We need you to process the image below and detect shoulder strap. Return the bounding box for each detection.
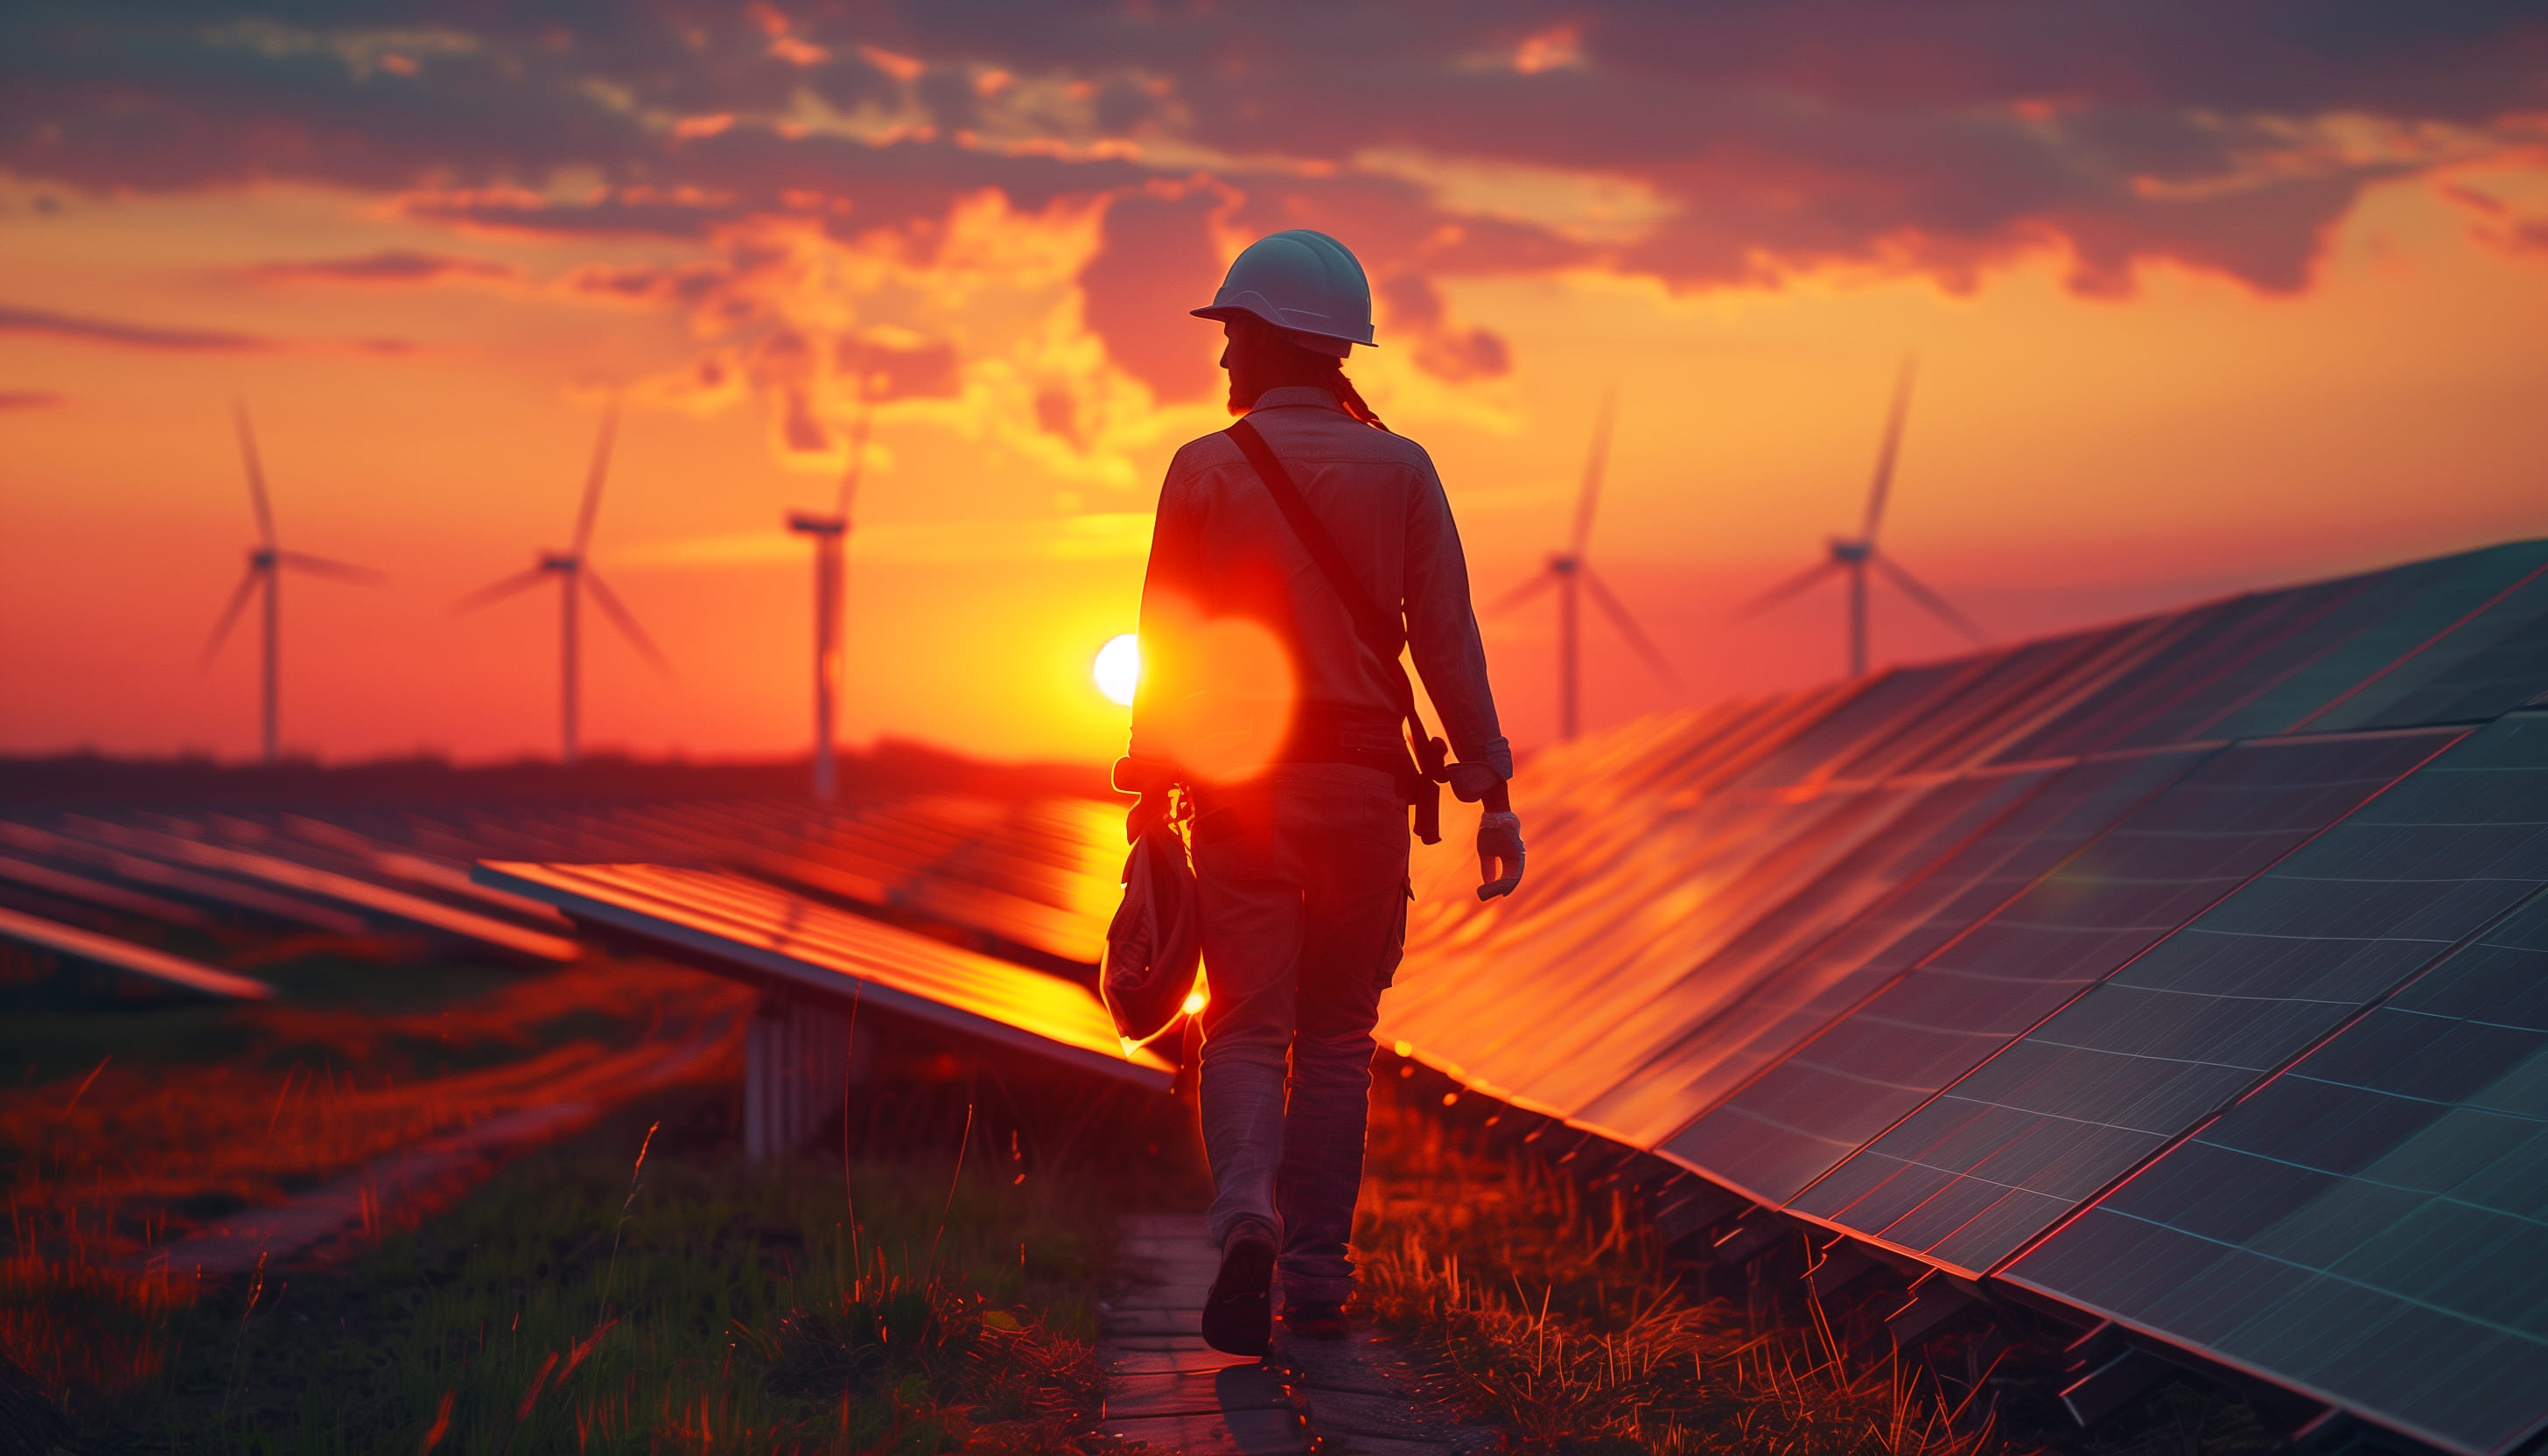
[1226,418,1405,664]
[1226,416,1448,843]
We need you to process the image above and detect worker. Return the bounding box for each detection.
[1116,228,1524,1357]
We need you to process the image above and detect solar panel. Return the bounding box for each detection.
[2003,886,2548,1456]
[476,861,1173,1089]
[1831,626,2147,782]
[0,904,273,1000]
[1659,748,2208,1202]
[1809,715,2544,1275]
[1991,584,2358,764]
[1726,667,1959,791]
[1473,782,1940,1124]
[1386,693,1869,1076]
[0,819,370,934]
[1761,730,2455,1236]
[2201,542,2548,742]
[2301,559,2548,733]
[64,816,580,962]
[1386,784,1878,1110]
[1568,768,2051,1148]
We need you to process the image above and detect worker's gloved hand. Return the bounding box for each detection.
[1445,762,1505,804]
[1476,810,1524,901]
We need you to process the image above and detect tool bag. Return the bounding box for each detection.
[1101,786,1203,1048]
[1225,417,1452,844]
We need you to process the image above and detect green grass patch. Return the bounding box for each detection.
[60,1077,1162,1455]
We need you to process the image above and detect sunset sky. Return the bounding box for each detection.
[5,3,2546,767]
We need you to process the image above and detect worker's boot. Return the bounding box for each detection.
[1280,1301,1348,1340]
[1200,1218,1278,1356]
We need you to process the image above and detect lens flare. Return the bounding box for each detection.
[1094,633,1141,706]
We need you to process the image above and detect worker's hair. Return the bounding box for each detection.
[1231,317,1391,432]
[1312,352,1391,433]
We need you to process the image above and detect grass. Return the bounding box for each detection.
[54,1082,1152,1455]
[1353,1073,2300,1456]
[1354,1086,2006,1455]
[3,932,1205,1454]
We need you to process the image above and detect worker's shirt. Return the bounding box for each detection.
[1130,386,1513,783]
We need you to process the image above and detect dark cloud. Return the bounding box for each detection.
[0,388,66,410]
[1380,275,1513,383]
[5,0,2543,312]
[0,304,274,351]
[243,248,520,284]
[0,303,412,354]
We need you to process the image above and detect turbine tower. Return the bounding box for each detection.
[787,393,872,802]
[1488,393,1676,740]
[1738,357,1987,677]
[455,402,668,763]
[200,402,384,764]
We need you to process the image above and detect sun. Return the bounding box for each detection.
[1093,634,1141,706]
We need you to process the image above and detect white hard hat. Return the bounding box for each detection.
[1192,229,1375,356]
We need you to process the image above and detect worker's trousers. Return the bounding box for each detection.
[1192,764,1410,1308]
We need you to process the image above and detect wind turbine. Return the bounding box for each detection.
[1488,393,1676,740]
[1737,357,1986,677]
[786,388,872,802]
[200,402,384,764]
[454,402,668,764]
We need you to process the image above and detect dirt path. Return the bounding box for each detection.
[1096,1213,1501,1455]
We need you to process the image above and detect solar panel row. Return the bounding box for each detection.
[1378,538,2548,1454]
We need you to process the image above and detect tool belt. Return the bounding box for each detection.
[1279,701,1447,841]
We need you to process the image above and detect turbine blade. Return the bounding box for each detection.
[836,398,873,522]
[1568,388,1618,557]
[570,399,621,556]
[1733,559,1844,618]
[582,568,672,676]
[452,567,550,614]
[1872,551,1989,643]
[1486,570,1561,617]
[200,567,264,667]
[276,550,386,584]
[1859,354,1917,545]
[233,401,276,548]
[1582,568,1678,684]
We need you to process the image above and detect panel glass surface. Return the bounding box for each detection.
[2005,888,2548,1456]
[480,860,1173,1085]
[2306,557,2548,733]
[1843,626,2144,781]
[1387,785,1888,1110]
[1573,768,2050,1148]
[1782,731,2456,1238]
[1824,718,2540,1273]
[1660,748,2209,1202]
[1993,584,2354,764]
[2198,542,2548,742]
[1725,666,1967,791]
